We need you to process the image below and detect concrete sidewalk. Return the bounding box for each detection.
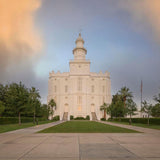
[0,121,160,160]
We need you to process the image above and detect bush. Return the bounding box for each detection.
[70,115,74,120]
[100,118,106,121]
[74,117,85,120]
[52,115,60,121]
[86,115,90,120]
[108,118,160,125]
[0,117,47,125]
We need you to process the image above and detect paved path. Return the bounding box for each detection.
[0,121,160,160]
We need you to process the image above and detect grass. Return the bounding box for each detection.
[0,120,56,133]
[108,121,160,130]
[38,121,139,133]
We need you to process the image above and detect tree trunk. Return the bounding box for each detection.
[104,110,106,119]
[33,111,35,124]
[129,114,132,125]
[147,115,149,125]
[124,97,126,108]
[19,112,21,125]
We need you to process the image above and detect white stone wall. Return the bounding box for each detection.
[47,34,112,120]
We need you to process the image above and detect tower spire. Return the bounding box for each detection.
[73,33,87,60]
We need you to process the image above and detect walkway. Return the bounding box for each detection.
[0,120,160,160]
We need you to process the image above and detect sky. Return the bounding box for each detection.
[0,0,160,107]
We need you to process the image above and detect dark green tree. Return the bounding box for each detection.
[48,99,56,119]
[100,103,108,119]
[151,104,160,117]
[28,87,41,124]
[141,100,153,125]
[126,99,137,124]
[118,87,133,109]
[6,82,29,125]
[0,101,5,116]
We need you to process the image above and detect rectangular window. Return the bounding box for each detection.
[78,78,82,91]
[91,85,94,93]
[54,86,57,93]
[77,96,82,105]
[103,86,105,93]
[65,85,68,93]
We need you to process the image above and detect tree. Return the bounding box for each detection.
[48,99,56,119]
[40,104,50,119]
[28,87,41,124]
[154,93,160,104]
[151,104,160,117]
[6,82,29,125]
[118,87,133,109]
[126,99,137,124]
[107,94,127,118]
[141,100,153,125]
[100,103,108,119]
[0,101,5,116]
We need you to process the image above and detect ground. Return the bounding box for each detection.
[0,121,160,160]
[39,121,139,133]
[0,120,57,133]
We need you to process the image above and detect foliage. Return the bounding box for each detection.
[0,82,50,124]
[0,117,47,125]
[108,117,160,125]
[126,99,137,124]
[118,87,133,108]
[154,93,160,104]
[152,93,160,117]
[0,101,5,116]
[100,103,108,119]
[107,87,134,119]
[48,99,56,118]
[151,104,160,117]
[100,118,106,121]
[86,115,90,120]
[28,87,41,124]
[70,115,74,120]
[141,100,153,125]
[74,117,86,120]
[52,115,60,121]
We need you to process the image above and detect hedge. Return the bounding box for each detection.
[108,118,160,125]
[52,115,60,121]
[0,117,48,125]
[74,117,86,120]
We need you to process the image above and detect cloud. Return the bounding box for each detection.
[0,0,42,81]
[121,0,160,44]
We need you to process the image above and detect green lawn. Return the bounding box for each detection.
[38,121,139,133]
[108,121,160,130]
[0,120,56,133]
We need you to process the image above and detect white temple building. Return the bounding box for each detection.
[48,33,111,120]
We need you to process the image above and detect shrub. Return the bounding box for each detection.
[101,118,106,121]
[74,117,85,120]
[52,115,60,121]
[0,117,47,125]
[70,115,74,120]
[86,115,90,120]
[108,118,160,125]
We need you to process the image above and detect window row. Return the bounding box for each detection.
[53,85,106,93]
